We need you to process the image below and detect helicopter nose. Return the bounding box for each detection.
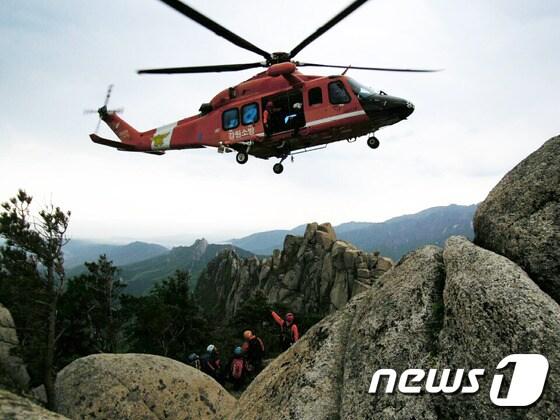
[359,94,414,125]
[385,96,414,118]
[402,100,414,118]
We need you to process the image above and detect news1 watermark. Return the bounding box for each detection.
[368,354,549,407]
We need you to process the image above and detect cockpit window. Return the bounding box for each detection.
[328,81,351,104]
[347,77,379,98]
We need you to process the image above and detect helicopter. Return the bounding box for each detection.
[89,0,438,174]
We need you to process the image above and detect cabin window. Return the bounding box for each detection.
[241,103,259,125]
[328,80,351,104]
[308,87,323,105]
[222,108,239,130]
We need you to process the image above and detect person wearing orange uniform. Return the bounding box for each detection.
[271,311,300,350]
[263,101,274,137]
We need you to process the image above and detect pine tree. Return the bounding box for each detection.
[0,190,70,410]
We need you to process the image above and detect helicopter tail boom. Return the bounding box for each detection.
[101,111,144,145]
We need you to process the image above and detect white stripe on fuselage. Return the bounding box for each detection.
[304,110,366,128]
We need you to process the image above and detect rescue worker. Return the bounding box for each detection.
[227,346,247,390]
[271,310,300,350]
[263,101,274,137]
[201,344,223,383]
[292,102,304,135]
[243,330,265,374]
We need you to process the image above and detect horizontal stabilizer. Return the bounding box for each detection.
[90,134,165,156]
[90,134,137,151]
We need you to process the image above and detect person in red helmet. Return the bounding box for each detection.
[271,310,300,350]
[243,330,265,374]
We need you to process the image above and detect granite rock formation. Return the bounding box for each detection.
[474,134,560,303]
[196,222,393,318]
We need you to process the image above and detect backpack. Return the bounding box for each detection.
[231,357,244,380]
[187,353,201,370]
[190,358,201,370]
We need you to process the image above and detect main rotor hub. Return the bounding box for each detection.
[266,62,297,77]
[268,52,291,65]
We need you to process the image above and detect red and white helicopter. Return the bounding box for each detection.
[88,0,438,174]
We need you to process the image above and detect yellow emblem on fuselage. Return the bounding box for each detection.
[152,131,169,147]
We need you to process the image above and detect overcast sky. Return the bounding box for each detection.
[1,0,558,245]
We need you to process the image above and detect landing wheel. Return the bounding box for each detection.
[236,151,248,164]
[367,136,380,149]
[273,163,284,174]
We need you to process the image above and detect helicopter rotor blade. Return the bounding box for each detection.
[94,118,102,135]
[289,0,369,59]
[296,62,442,73]
[103,84,114,107]
[138,62,266,74]
[157,0,271,61]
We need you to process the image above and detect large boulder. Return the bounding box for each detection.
[474,135,560,303]
[0,389,69,419]
[437,236,560,418]
[339,246,444,419]
[235,237,560,419]
[55,353,236,420]
[0,303,30,392]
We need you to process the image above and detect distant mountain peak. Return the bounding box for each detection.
[192,238,209,252]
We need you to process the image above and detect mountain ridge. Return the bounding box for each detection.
[118,239,254,295]
[63,240,168,269]
[229,203,477,260]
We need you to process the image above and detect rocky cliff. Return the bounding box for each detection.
[195,222,394,318]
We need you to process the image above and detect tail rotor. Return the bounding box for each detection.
[84,84,124,134]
